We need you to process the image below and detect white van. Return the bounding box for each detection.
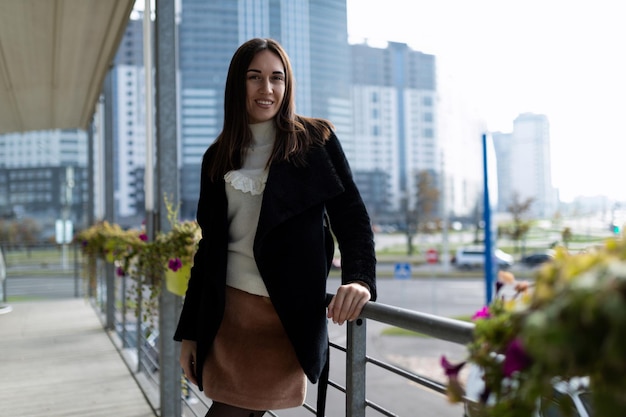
[454,246,513,270]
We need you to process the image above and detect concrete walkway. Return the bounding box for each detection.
[0,299,156,417]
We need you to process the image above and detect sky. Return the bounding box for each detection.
[346,0,626,203]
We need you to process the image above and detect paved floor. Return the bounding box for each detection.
[0,299,156,417]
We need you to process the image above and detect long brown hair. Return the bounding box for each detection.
[208,38,333,181]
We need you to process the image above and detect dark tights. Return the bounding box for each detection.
[205,401,266,417]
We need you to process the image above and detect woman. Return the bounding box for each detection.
[174,38,377,417]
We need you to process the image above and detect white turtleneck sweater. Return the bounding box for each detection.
[223,120,275,297]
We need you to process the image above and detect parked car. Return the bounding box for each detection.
[455,247,514,270]
[521,250,555,267]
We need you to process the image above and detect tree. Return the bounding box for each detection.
[561,226,572,248]
[404,170,440,255]
[504,192,534,256]
[415,170,440,232]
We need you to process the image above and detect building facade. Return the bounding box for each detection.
[492,113,558,218]
[113,16,148,220]
[176,0,351,219]
[0,129,89,235]
[349,41,439,226]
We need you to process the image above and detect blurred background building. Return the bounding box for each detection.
[492,113,559,218]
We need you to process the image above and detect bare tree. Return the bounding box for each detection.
[415,170,440,231]
[404,170,440,255]
[504,192,534,256]
[561,227,572,248]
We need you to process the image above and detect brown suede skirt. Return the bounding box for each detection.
[202,286,306,411]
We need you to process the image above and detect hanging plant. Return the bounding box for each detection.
[75,195,200,323]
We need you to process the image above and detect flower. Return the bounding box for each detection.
[139,233,148,241]
[443,242,626,416]
[441,355,466,377]
[168,257,183,272]
[501,338,531,377]
[498,270,516,284]
[472,306,490,320]
[441,355,466,402]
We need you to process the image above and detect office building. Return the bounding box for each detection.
[492,113,558,218]
[177,0,351,219]
[0,129,89,233]
[112,16,148,221]
[491,131,513,213]
[349,41,438,225]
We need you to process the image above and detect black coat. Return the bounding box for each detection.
[173,130,377,393]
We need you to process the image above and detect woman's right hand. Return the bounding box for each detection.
[180,339,198,386]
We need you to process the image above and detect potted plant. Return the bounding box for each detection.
[442,238,626,417]
[75,195,200,321]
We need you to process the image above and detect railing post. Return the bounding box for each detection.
[105,262,116,331]
[103,68,116,331]
[155,0,182,415]
[346,318,367,417]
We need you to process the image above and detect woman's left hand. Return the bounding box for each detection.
[327,282,371,325]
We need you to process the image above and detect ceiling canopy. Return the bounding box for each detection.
[0,0,135,135]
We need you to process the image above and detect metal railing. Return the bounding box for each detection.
[321,301,474,417]
[95,263,476,417]
[3,244,475,417]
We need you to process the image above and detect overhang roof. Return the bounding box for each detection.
[0,0,135,135]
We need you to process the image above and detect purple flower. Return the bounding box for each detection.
[168,258,182,272]
[441,355,466,377]
[139,233,148,242]
[441,356,466,402]
[116,266,125,277]
[495,281,504,295]
[502,338,532,377]
[472,306,491,320]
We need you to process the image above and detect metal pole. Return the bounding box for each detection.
[87,119,96,227]
[141,0,156,376]
[346,319,367,417]
[155,0,182,415]
[86,118,97,298]
[104,69,116,331]
[144,0,155,218]
[74,242,79,298]
[482,133,495,304]
[440,151,450,272]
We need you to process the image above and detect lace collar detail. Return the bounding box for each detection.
[224,169,268,195]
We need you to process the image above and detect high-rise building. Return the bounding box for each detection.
[492,113,558,218]
[114,2,483,228]
[177,0,351,219]
[113,16,148,220]
[491,131,513,213]
[107,1,352,221]
[349,41,438,225]
[0,129,89,231]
